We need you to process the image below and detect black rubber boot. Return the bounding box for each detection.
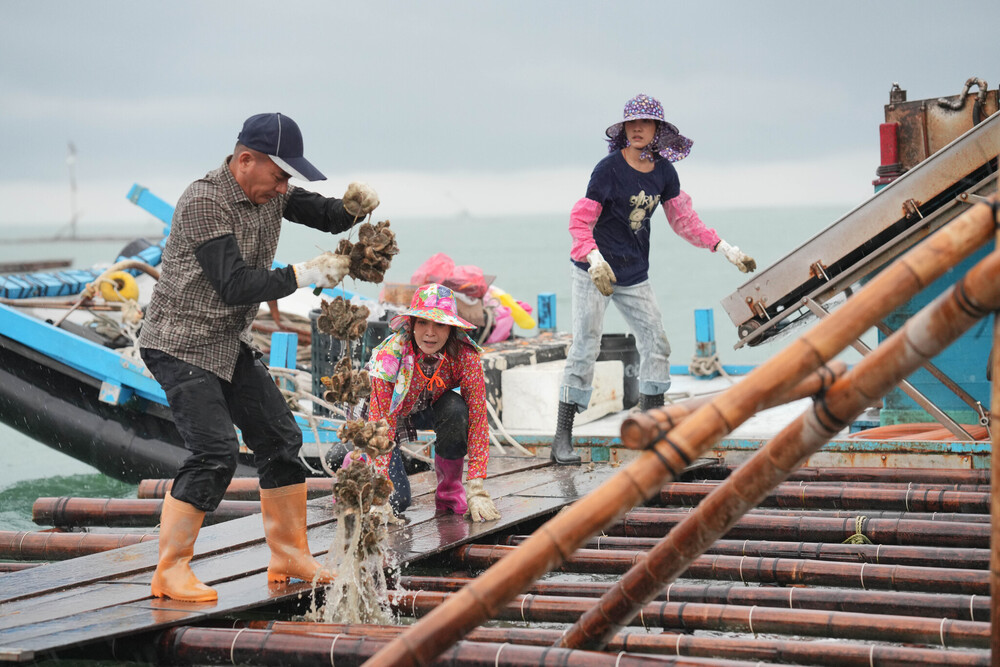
[638,393,664,411]
[551,401,582,465]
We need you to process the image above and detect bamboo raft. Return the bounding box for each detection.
[2,197,1000,665]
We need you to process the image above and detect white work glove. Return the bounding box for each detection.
[342,182,380,218]
[586,249,617,296]
[292,252,350,289]
[716,240,756,273]
[464,479,501,522]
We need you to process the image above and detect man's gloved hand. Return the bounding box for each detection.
[342,182,380,218]
[586,249,617,296]
[716,240,757,273]
[292,252,351,289]
[464,478,501,522]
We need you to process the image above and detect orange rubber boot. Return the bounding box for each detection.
[260,483,336,584]
[150,493,218,602]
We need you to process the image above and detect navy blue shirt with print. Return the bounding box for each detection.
[572,151,680,286]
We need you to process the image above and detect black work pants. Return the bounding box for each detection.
[388,390,469,513]
[141,346,307,512]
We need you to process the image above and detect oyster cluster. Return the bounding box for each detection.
[337,418,393,460]
[320,356,371,404]
[316,296,370,341]
[335,220,399,283]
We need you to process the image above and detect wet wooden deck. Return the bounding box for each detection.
[0,455,617,663]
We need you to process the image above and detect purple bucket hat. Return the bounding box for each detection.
[389,283,475,331]
[605,93,693,162]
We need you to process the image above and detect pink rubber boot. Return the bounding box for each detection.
[434,455,468,514]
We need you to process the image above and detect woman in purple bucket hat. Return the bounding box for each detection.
[550,93,757,465]
[362,283,501,521]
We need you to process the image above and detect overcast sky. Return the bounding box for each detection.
[2,1,998,228]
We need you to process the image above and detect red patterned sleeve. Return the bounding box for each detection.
[367,376,397,479]
[456,345,490,479]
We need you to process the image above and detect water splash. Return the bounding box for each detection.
[306,460,399,623]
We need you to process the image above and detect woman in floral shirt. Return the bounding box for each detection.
[365,283,500,522]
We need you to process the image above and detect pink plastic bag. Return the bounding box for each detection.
[411,252,455,286]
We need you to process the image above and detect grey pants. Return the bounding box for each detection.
[560,266,672,409]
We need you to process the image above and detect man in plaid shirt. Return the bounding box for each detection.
[138,112,379,602]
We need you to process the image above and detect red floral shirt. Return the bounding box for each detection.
[368,344,489,480]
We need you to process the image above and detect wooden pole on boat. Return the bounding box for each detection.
[363,197,999,667]
[620,361,846,450]
[0,530,156,560]
[559,240,1000,650]
[234,623,991,667]
[655,481,991,512]
[137,477,336,500]
[456,544,989,594]
[389,590,991,649]
[609,509,990,547]
[399,574,990,620]
[502,535,991,569]
[780,466,990,484]
[30,498,260,528]
[152,625,993,667]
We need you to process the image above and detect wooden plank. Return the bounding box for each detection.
[0,458,596,660]
[1,456,543,603]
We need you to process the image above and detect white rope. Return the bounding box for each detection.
[739,555,747,586]
[229,628,246,665]
[688,352,734,384]
[869,644,874,667]
[747,605,757,637]
[939,617,948,648]
[520,594,531,622]
[969,594,976,621]
[494,643,508,667]
[328,634,339,666]
[614,652,626,667]
[485,400,535,457]
[859,563,866,590]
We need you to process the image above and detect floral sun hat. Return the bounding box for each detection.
[605,93,693,163]
[388,283,475,331]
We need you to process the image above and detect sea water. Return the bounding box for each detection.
[0,205,851,531]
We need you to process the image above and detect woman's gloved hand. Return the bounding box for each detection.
[586,249,617,296]
[342,182,380,218]
[292,252,350,288]
[715,240,756,273]
[464,479,501,522]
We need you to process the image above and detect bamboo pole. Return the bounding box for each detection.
[399,575,990,620]
[456,544,989,594]
[610,509,990,547]
[604,504,990,523]
[364,197,998,667]
[560,236,1000,650]
[678,477,991,493]
[656,481,990,512]
[137,477,336,500]
[503,535,992,569]
[158,626,748,667]
[0,530,156,560]
[239,623,991,667]
[387,590,990,649]
[620,361,847,449]
[31,498,260,527]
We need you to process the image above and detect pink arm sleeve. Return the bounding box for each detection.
[568,197,603,262]
[662,190,721,250]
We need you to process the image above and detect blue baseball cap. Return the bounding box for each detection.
[237,112,326,181]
